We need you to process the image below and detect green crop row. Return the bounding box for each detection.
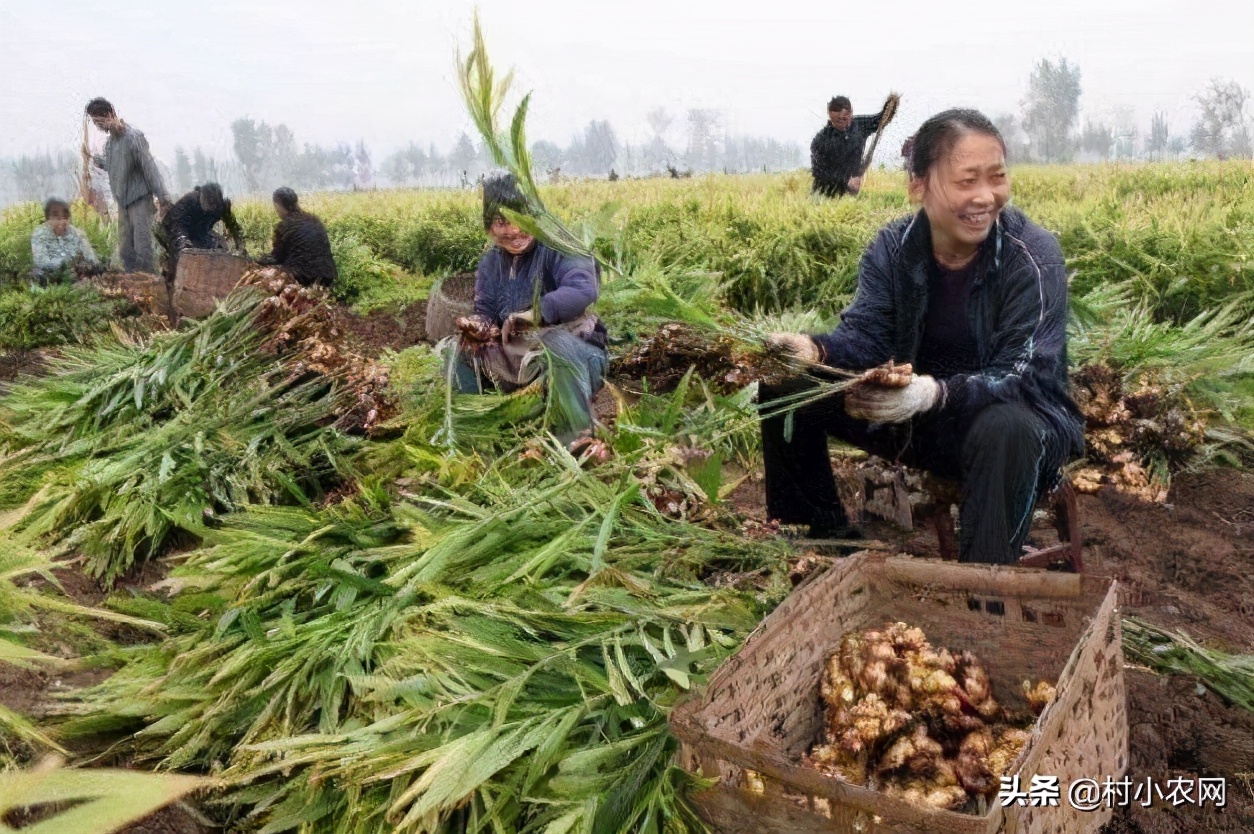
[2,161,1251,322]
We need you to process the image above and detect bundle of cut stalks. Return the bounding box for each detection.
[803,622,1053,812]
[239,267,393,431]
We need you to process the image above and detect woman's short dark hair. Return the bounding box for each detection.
[482,172,527,229]
[909,108,1005,178]
[196,182,226,212]
[828,96,852,113]
[273,187,299,212]
[43,198,71,219]
[85,98,115,118]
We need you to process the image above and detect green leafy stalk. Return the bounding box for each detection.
[455,13,594,259]
[1123,617,1254,712]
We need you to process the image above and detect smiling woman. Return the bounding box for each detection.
[907,111,1011,269]
[763,108,1086,564]
[445,172,610,452]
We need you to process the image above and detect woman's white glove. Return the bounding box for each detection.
[766,332,820,363]
[845,374,942,423]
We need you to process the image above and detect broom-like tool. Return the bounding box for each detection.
[858,91,901,179]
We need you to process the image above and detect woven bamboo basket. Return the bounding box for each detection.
[424,272,477,342]
[670,553,1127,834]
[172,249,251,319]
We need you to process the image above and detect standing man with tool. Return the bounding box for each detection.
[811,93,900,198]
[85,98,171,273]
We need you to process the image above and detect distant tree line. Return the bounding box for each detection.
[1,80,1251,208]
[997,62,1250,164]
[378,108,806,187]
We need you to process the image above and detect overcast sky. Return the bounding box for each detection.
[1,0,1251,166]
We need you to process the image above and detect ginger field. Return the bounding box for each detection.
[5,160,1254,319]
[0,161,1252,833]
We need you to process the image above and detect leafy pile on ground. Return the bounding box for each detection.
[0,284,131,354]
[0,285,360,584]
[59,413,790,832]
[0,540,159,759]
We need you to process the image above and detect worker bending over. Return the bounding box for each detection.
[157,182,245,283]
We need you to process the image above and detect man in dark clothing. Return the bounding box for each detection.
[156,183,245,283]
[257,187,338,289]
[810,95,898,198]
[85,98,171,272]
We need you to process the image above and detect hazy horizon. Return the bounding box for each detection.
[2,0,1251,169]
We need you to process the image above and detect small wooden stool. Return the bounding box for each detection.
[914,473,1084,572]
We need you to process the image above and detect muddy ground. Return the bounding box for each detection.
[328,299,428,356]
[0,348,52,387]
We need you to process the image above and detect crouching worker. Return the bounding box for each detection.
[762,109,1084,564]
[256,187,338,289]
[450,172,609,452]
[30,198,102,287]
[156,182,245,284]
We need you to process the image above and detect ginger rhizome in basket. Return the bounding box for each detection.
[803,622,1056,811]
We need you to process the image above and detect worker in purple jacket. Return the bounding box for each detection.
[452,172,608,451]
[764,109,1084,564]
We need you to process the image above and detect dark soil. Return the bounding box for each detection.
[3,799,210,834]
[726,464,1254,832]
[593,383,622,428]
[609,322,794,394]
[0,348,52,385]
[118,803,212,834]
[328,299,428,357]
[0,558,182,729]
[1097,671,1254,832]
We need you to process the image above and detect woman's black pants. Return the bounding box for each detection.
[760,379,1064,564]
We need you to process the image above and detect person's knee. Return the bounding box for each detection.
[539,328,581,354]
[965,403,1045,455]
[447,351,482,394]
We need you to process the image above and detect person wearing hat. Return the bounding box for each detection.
[450,172,609,453]
[811,94,899,198]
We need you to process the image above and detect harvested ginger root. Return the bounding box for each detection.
[804,622,1048,812]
